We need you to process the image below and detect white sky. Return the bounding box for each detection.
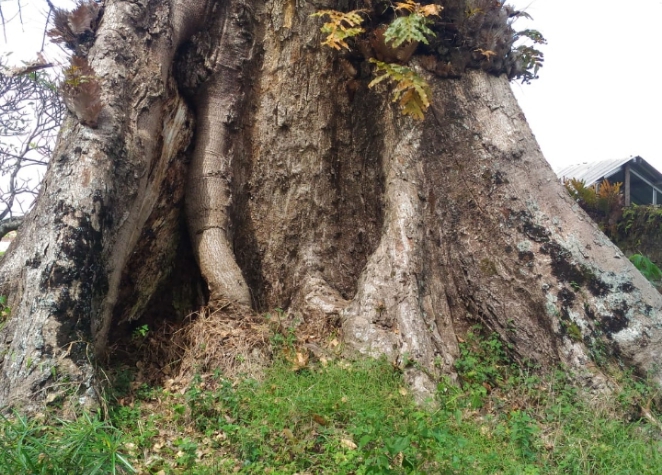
[2,0,662,174]
[509,0,662,173]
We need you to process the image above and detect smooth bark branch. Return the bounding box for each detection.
[185,0,256,307]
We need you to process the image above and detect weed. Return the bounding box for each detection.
[629,253,662,284]
[132,324,149,340]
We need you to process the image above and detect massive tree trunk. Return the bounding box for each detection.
[1,0,661,411]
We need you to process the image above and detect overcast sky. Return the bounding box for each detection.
[509,0,662,173]
[2,0,661,174]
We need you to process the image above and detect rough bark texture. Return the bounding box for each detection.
[0,0,661,410]
[0,0,202,410]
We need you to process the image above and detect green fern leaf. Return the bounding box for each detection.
[384,14,435,47]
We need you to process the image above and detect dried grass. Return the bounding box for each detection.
[106,300,343,404]
[171,302,272,380]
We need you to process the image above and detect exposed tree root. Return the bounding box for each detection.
[185,0,256,307]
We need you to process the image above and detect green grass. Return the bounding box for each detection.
[2,330,662,474]
[0,411,134,474]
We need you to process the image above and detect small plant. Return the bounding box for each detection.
[132,324,149,340]
[384,1,442,47]
[508,410,538,460]
[61,56,103,128]
[369,60,432,120]
[0,412,135,474]
[312,2,437,120]
[566,321,583,342]
[564,178,624,236]
[310,9,367,50]
[0,295,10,322]
[629,253,662,284]
[454,326,510,408]
[512,29,547,84]
[264,308,297,350]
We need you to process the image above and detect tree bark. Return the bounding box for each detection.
[0,0,661,411]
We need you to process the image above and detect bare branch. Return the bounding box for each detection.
[0,54,64,222]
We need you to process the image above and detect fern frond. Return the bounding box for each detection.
[385,2,441,48]
[369,59,432,120]
[311,9,367,50]
[395,1,442,17]
[385,14,435,47]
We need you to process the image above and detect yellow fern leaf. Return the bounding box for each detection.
[394,1,417,13]
[311,9,367,50]
[420,4,443,17]
[395,1,442,17]
[369,59,432,120]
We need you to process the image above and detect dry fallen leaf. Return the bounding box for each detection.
[293,351,309,371]
[341,438,357,450]
[312,414,329,426]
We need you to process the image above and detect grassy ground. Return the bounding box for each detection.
[1,328,661,474]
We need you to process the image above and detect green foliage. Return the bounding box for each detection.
[516,29,547,45]
[0,295,10,322]
[263,308,297,350]
[63,56,98,89]
[618,204,662,236]
[369,60,432,120]
[564,178,598,208]
[5,345,662,473]
[512,29,547,83]
[385,14,433,47]
[312,3,436,120]
[564,178,624,236]
[0,412,134,474]
[131,324,149,340]
[108,337,662,473]
[453,327,510,408]
[629,254,662,283]
[384,1,442,47]
[310,9,367,50]
[615,206,662,273]
[509,410,538,460]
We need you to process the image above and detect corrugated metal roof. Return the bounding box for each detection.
[555,157,633,185]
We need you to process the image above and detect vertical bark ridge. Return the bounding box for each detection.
[248,4,385,321]
[342,118,442,391]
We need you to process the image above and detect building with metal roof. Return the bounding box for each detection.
[556,156,662,206]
